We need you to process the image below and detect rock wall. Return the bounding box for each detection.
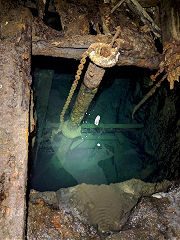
[141,80,180,180]
[27,178,173,238]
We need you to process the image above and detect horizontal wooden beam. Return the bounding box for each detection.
[32,19,162,70]
[81,123,144,129]
[46,122,143,129]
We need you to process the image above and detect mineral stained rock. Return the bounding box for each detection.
[56,179,172,233]
[27,178,173,239]
[107,185,180,239]
[27,191,100,240]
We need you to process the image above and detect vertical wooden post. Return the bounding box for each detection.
[0,3,32,239]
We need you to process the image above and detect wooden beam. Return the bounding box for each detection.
[0,4,32,240]
[45,122,143,130]
[32,19,162,69]
[81,123,144,129]
[138,0,160,7]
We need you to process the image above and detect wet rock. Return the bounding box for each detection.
[141,82,180,181]
[155,185,180,239]
[106,184,180,240]
[29,190,58,209]
[27,200,100,240]
[27,179,174,239]
[56,179,172,233]
[120,197,168,239]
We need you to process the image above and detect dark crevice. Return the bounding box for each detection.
[98,23,104,34]
[25,89,34,239]
[43,11,62,31]
[89,21,103,35]
[28,7,38,17]
[89,21,98,35]
[154,37,163,53]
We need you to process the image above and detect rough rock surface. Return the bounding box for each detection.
[27,178,173,239]
[139,81,180,181]
[107,184,180,239]
[27,191,100,239]
[56,179,172,233]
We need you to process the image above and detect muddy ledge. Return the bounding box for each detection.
[27,178,180,239]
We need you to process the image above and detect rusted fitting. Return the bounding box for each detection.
[89,42,120,68]
[61,120,81,138]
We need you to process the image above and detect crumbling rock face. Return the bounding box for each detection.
[139,81,180,181]
[56,179,172,233]
[27,178,173,239]
[27,202,101,240]
[27,180,180,239]
[115,197,170,240]
[107,185,180,239]
[27,191,100,239]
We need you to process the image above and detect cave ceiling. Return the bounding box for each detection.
[0,0,179,117]
[24,0,163,69]
[0,0,179,105]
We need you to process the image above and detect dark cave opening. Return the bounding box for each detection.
[43,11,62,31]
[28,55,180,192]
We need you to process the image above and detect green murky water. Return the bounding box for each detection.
[30,57,155,191]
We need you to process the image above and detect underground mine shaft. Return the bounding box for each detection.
[0,0,180,239]
[29,56,168,191]
[26,55,180,239]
